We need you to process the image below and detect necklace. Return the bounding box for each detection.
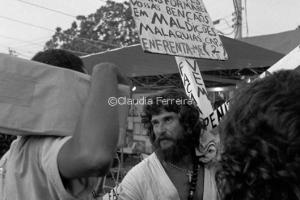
[164,161,193,183]
[163,160,200,200]
[187,160,200,200]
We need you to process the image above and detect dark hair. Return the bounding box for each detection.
[216,70,300,200]
[0,134,16,158]
[32,49,85,73]
[142,89,204,148]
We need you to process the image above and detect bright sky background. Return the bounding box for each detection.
[1,0,300,59]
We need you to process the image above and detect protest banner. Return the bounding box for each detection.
[0,53,129,145]
[129,0,228,60]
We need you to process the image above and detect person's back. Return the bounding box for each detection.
[216,70,300,200]
[0,49,127,200]
[1,136,97,200]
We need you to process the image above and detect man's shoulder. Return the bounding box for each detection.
[125,153,158,176]
[6,135,71,159]
[135,152,156,165]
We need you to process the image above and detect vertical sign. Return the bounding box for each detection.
[175,57,213,119]
[130,0,228,59]
[176,56,223,162]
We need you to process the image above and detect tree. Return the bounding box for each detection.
[44,0,140,55]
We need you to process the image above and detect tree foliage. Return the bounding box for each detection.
[44,0,139,55]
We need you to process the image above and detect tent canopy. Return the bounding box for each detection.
[82,36,283,77]
[241,29,300,55]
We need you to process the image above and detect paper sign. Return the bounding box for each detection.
[259,44,300,78]
[130,0,228,60]
[175,56,213,118]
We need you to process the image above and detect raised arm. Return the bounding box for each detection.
[58,63,127,179]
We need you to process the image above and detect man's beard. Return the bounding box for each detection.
[154,134,194,163]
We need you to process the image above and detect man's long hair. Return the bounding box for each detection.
[142,89,204,150]
[216,70,300,200]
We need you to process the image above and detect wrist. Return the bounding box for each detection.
[92,63,117,74]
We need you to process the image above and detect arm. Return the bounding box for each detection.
[58,63,127,179]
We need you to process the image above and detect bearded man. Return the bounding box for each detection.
[104,89,218,200]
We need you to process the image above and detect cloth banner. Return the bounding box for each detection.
[0,53,129,142]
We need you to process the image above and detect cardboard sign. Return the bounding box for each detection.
[259,44,300,78]
[175,56,213,118]
[130,0,228,60]
[0,53,129,141]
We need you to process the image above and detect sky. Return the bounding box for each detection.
[1,0,300,59]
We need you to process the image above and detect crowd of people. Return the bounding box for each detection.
[0,49,299,200]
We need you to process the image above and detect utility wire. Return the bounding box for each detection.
[16,53,31,59]
[13,39,89,55]
[12,49,32,59]
[15,0,76,18]
[0,43,11,50]
[244,0,249,36]
[57,48,89,55]
[217,25,235,32]
[0,44,34,58]
[0,15,119,49]
[12,36,52,48]
[232,0,242,38]
[0,34,45,47]
[214,18,233,29]
[0,15,53,32]
[213,12,236,24]
[0,34,89,56]
[217,26,237,36]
